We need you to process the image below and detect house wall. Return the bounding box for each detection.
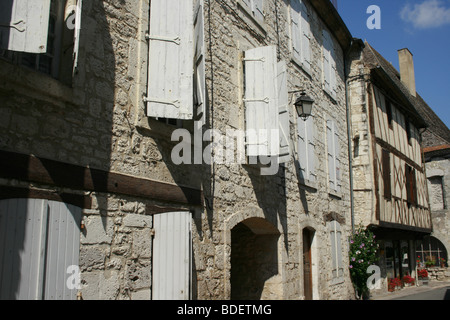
[0,0,354,300]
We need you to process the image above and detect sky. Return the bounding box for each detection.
[337,0,450,129]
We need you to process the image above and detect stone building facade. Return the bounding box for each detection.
[0,0,355,300]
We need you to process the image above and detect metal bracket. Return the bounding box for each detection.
[243,97,270,104]
[0,20,26,32]
[145,34,181,45]
[143,96,180,108]
[243,57,265,62]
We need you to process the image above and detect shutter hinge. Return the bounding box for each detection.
[145,33,181,45]
[150,229,155,237]
[143,96,180,108]
[243,97,270,104]
[243,57,265,62]
[0,20,26,32]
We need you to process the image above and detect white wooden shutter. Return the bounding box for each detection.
[146,0,194,120]
[327,119,341,192]
[290,0,301,63]
[0,199,81,300]
[241,0,252,10]
[322,30,332,93]
[244,46,279,157]
[329,221,343,278]
[153,211,192,300]
[299,2,311,70]
[0,0,51,53]
[306,117,316,182]
[72,0,82,75]
[297,117,315,182]
[277,60,290,164]
[194,0,206,126]
[44,201,82,300]
[297,117,307,180]
[253,0,265,23]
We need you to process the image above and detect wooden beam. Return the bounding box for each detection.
[0,150,203,206]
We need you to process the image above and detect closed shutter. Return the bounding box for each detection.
[322,30,332,93]
[382,149,391,199]
[146,0,194,120]
[329,221,343,278]
[327,119,341,192]
[194,0,206,126]
[306,117,316,182]
[244,45,279,157]
[153,211,192,300]
[297,117,307,180]
[44,201,82,300]
[0,0,51,53]
[299,1,311,70]
[253,0,264,23]
[277,60,290,164]
[290,0,302,63]
[0,199,81,300]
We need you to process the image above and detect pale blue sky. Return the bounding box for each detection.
[338,0,450,128]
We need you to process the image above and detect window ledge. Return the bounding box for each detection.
[299,179,318,191]
[329,189,342,199]
[291,56,311,78]
[323,87,337,104]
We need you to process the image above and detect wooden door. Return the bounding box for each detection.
[303,228,313,300]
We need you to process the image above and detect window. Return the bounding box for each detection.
[427,175,445,211]
[385,97,393,128]
[382,149,391,199]
[0,0,81,86]
[239,0,265,25]
[327,119,341,193]
[322,29,337,99]
[290,0,311,73]
[416,236,448,268]
[244,46,290,162]
[328,220,344,280]
[146,0,206,126]
[297,116,316,183]
[405,164,417,206]
[405,119,412,145]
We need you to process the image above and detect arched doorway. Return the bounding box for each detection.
[230,218,280,300]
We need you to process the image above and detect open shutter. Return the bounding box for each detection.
[153,211,192,300]
[0,0,51,53]
[244,46,278,157]
[146,0,194,120]
[194,0,206,126]
[72,0,82,75]
[299,1,311,70]
[277,60,290,164]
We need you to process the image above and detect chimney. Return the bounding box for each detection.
[398,48,416,97]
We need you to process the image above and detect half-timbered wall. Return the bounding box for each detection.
[370,84,431,230]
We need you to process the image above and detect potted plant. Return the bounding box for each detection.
[388,277,402,292]
[440,258,446,268]
[417,269,429,285]
[402,275,415,287]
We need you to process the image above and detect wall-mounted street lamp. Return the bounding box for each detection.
[294,92,314,121]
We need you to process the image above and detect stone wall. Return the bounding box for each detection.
[0,0,355,300]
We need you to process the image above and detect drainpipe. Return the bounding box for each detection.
[344,40,355,234]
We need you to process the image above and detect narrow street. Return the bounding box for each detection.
[372,280,450,300]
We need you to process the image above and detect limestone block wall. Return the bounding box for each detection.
[0,0,355,300]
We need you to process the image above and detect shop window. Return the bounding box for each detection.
[416,236,448,268]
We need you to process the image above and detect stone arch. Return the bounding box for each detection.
[224,207,283,300]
